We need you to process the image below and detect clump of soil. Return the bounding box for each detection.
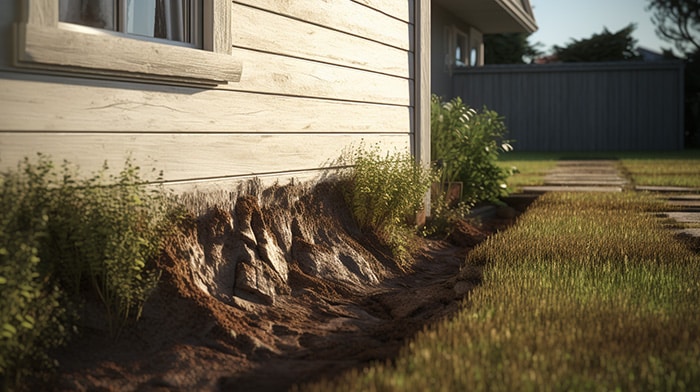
[47,181,531,391]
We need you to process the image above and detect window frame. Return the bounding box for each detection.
[14,0,241,87]
[453,28,468,68]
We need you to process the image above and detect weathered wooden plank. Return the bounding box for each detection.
[230,48,410,105]
[352,0,412,23]
[22,0,57,26]
[0,133,411,183]
[234,0,412,51]
[414,0,430,163]
[0,73,411,133]
[231,3,412,78]
[204,0,232,54]
[16,23,242,86]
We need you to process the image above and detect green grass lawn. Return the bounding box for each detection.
[297,192,700,391]
[498,150,700,190]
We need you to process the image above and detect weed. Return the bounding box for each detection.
[341,144,437,265]
[0,158,68,388]
[0,155,179,388]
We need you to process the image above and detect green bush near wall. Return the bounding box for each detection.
[431,95,514,206]
[0,155,178,389]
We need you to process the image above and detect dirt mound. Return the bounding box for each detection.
[48,182,526,391]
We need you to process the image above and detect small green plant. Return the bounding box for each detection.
[1,158,68,388]
[342,144,437,265]
[1,154,178,388]
[42,159,174,335]
[431,95,514,206]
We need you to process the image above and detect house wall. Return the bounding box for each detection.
[431,2,480,100]
[453,62,685,151]
[0,1,424,189]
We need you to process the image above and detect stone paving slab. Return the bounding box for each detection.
[636,185,700,193]
[521,185,623,193]
[555,160,620,165]
[543,180,628,186]
[524,160,627,193]
[662,212,700,224]
[675,228,700,237]
[517,160,700,239]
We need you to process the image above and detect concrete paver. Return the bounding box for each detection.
[522,160,628,193]
[518,159,700,239]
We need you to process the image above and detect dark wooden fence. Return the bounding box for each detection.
[451,61,685,151]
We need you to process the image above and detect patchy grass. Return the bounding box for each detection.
[618,151,700,188]
[297,192,700,391]
[496,152,561,191]
[499,150,700,190]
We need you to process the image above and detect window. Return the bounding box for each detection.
[454,30,468,68]
[445,25,483,71]
[14,0,241,86]
[59,0,201,47]
[469,47,478,67]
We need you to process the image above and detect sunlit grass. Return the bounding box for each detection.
[620,152,700,188]
[498,150,700,190]
[297,192,700,391]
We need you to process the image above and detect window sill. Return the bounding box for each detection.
[14,22,242,87]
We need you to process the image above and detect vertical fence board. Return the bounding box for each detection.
[452,62,684,151]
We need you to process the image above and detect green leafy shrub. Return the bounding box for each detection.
[342,144,437,265]
[1,159,68,388]
[42,159,174,335]
[431,95,514,206]
[1,155,178,388]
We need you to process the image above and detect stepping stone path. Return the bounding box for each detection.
[522,160,629,193]
[518,160,700,239]
[645,192,700,239]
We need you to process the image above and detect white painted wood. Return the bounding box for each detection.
[352,0,412,23]
[15,0,240,87]
[231,48,410,105]
[235,0,412,51]
[0,73,411,133]
[231,3,412,78]
[204,0,232,54]
[15,23,242,86]
[22,0,57,26]
[0,133,411,183]
[415,0,431,166]
[414,0,431,216]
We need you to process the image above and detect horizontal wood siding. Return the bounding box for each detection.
[0,133,408,183]
[451,62,684,151]
[0,73,411,133]
[0,0,416,187]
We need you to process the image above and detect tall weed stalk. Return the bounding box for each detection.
[1,155,178,388]
[342,144,437,265]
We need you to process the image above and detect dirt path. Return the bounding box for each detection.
[46,185,535,392]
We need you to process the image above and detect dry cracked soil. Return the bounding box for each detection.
[39,181,534,392]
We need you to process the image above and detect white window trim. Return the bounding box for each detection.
[14,0,241,87]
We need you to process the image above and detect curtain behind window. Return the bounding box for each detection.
[59,0,192,44]
[59,0,115,30]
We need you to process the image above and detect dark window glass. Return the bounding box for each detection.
[59,0,200,45]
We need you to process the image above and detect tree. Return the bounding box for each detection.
[483,33,542,64]
[554,24,640,62]
[647,0,700,55]
[648,0,700,147]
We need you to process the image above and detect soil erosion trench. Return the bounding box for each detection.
[53,182,534,391]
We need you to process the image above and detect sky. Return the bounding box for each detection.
[528,0,674,55]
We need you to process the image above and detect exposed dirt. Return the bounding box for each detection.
[44,182,535,392]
